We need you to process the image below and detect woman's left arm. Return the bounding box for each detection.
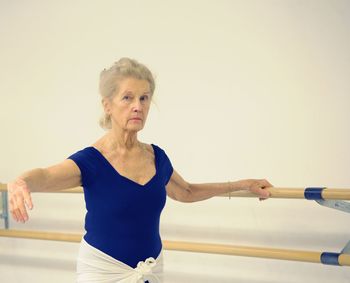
[166,169,272,203]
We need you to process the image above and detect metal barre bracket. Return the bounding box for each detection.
[321,240,350,265]
[312,193,350,261]
[315,199,350,214]
[304,187,350,214]
[0,191,9,229]
[342,241,350,255]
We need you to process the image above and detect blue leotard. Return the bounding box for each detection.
[67,144,173,268]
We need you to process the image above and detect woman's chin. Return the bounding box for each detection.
[127,124,144,132]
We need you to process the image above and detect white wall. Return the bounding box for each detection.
[0,0,349,282]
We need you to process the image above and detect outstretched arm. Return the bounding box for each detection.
[166,169,272,203]
[7,159,82,223]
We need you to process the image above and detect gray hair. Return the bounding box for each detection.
[98,57,155,130]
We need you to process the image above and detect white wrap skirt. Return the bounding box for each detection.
[77,238,164,283]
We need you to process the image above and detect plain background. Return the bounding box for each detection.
[0,0,349,282]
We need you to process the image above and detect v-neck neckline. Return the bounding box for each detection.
[87,144,158,187]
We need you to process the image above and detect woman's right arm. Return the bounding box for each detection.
[7,159,82,223]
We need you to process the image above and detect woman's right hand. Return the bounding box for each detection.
[7,178,33,223]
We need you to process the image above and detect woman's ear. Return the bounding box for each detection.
[102,98,111,114]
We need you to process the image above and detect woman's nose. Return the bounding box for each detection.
[132,101,142,112]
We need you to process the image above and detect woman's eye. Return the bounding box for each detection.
[123,96,130,100]
[140,95,149,101]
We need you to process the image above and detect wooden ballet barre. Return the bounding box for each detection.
[223,187,350,200]
[1,183,350,200]
[0,229,349,266]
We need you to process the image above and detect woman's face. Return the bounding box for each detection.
[104,77,152,133]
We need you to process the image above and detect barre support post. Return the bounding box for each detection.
[0,191,9,229]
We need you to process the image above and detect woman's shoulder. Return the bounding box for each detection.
[143,142,156,152]
[147,143,172,161]
[148,143,168,152]
[90,135,109,154]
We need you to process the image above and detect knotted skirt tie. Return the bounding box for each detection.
[77,238,163,283]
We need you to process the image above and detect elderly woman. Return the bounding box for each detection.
[7,58,272,283]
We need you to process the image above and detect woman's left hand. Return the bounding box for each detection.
[244,179,273,201]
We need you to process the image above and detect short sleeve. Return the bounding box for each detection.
[163,152,173,186]
[154,145,174,186]
[67,148,97,187]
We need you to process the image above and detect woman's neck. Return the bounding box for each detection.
[105,129,141,152]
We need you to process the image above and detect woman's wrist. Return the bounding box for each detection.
[228,179,251,192]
